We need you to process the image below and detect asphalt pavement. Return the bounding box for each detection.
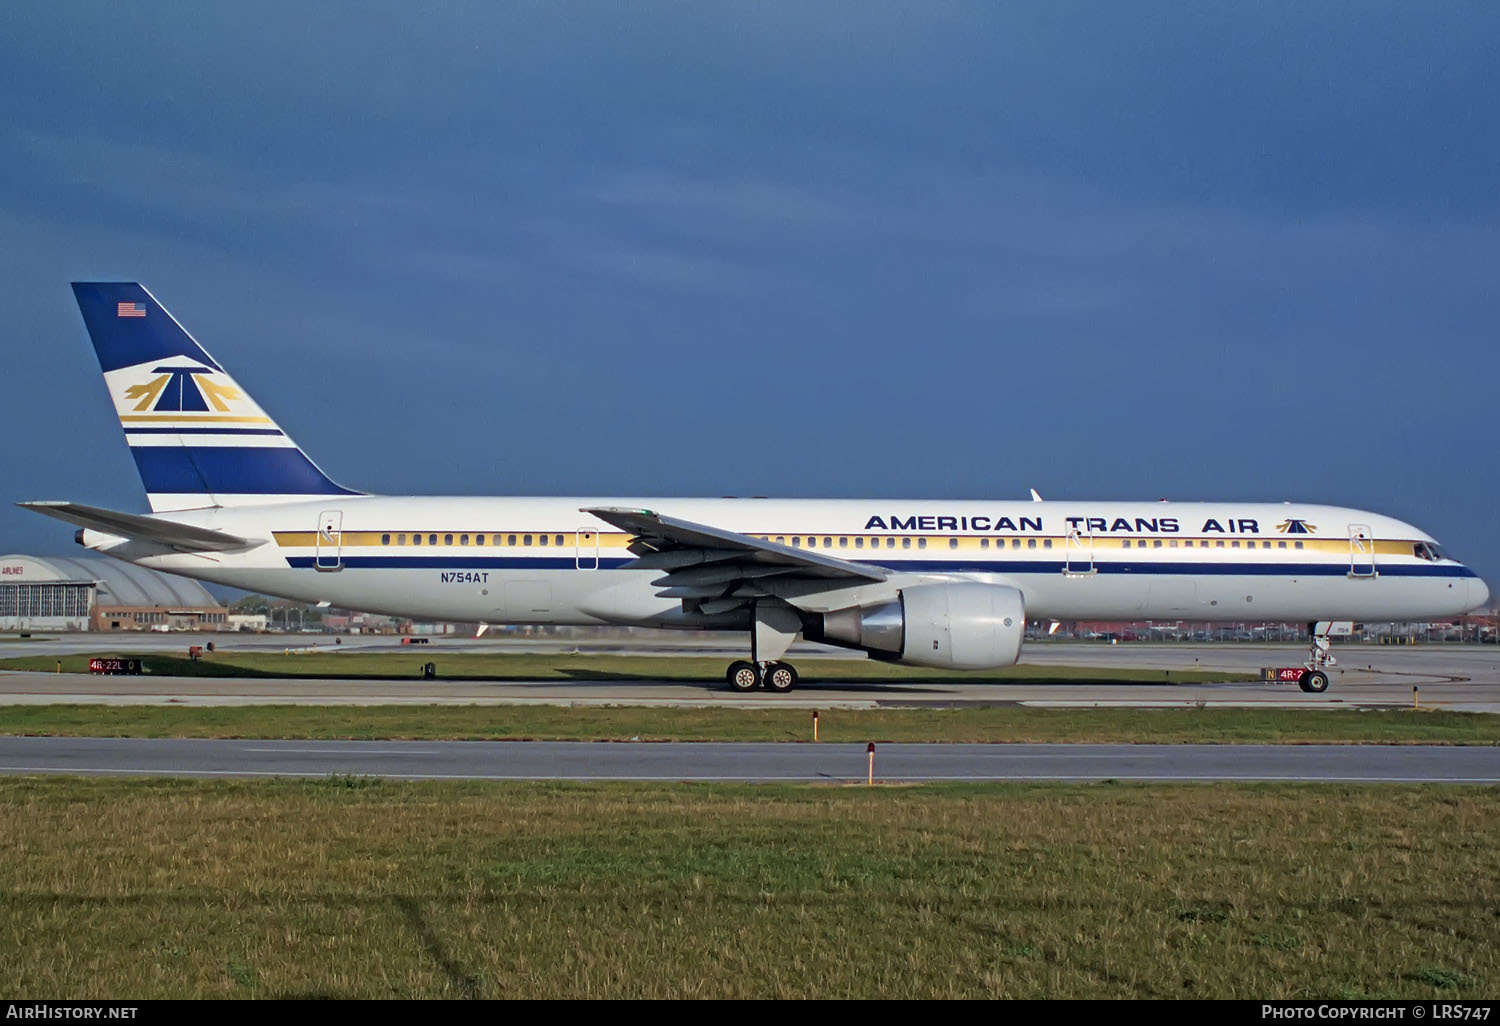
[0,737,1495,782]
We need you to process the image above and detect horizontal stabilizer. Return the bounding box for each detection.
[17,501,253,552]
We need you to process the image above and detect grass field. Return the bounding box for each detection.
[0,777,1494,998]
[1,703,1498,745]
[0,649,1252,684]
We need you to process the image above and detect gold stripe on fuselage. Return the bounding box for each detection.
[269,530,1421,558]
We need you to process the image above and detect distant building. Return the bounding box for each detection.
[0,554,227,632]
[227,613,270,632]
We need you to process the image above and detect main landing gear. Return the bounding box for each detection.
[725,602,803,693]
[725,660,800,693]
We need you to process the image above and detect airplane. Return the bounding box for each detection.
[19,282,1490,694]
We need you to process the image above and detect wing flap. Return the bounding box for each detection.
[584,507,887,583]
[18,501,253,552]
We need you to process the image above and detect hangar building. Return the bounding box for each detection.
[0,554,228,632]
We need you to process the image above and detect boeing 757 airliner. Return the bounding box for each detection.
[20,283,1489,693]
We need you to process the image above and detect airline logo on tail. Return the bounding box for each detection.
[123,365,243,412]
[104,356,270,424]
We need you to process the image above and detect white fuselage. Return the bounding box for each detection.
[84,496,1485,629]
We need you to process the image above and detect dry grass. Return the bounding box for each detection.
[1,778,1496,998]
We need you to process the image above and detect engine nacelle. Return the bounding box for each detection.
[818,582,1025,670]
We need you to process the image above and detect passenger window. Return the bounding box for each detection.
[1184,540,1193,548]
[949,538,958,549]
[917,538,926,549]
[1027,539,1036,549]
[839,537,848,548]
[556,535,565,546]
[1231,541,1240,548]
[413,534,422,546]
[1216,540,1225,548]
[492,535,501,545]
[1278,541,1286,549]
[460,534,469,546]
[398,534,406,545]
[1295,541,1304,550]
[855,537,864,549]
[981,538,989,549]
[1169,540,1177,548]
[776,536,785,544]
[381,534,390,545]
[442,534,452,545]
[886,537,895,548]
[824,537,833,547]
[1043,539,1052,549]
[792,537,801,547]
[476,534,485,546]
[1121,540,1131,549]
[523,535,533,546]
[1154,540,1163,548]
[1012,539,1020,550]
[507,534,516,546]
[807,537,816,548]
[539,534,548,546]
[902,538,911,549]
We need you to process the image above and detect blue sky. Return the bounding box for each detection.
[2,3,1498,582]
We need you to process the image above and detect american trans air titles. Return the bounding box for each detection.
[863,515,1272,534]
[20,282,1490,696]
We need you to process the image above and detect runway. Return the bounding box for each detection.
[0,645,1494,708]
[2,641,1499,710]
[1,737,1496,782]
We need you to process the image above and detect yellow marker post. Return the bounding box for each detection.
[867,742,875,786]
[813,710,819,742]
[55,660,61,674]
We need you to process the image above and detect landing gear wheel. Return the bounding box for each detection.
[1299,670,1329,694]
[727,660,761,693]
[763,661,798,693]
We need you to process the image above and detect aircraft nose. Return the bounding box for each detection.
[1470,576,1490,611]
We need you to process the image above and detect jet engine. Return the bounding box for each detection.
[815,581,1025,669]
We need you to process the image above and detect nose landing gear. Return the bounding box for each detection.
[1297,621,1350,693]
[1297,668,1330,693]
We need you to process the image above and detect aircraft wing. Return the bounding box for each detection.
[582,506,887,616]
[18,501,253,552]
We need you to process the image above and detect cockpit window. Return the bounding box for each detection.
[1413,542,1448,562]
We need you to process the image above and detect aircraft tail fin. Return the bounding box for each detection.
[70,282,361,511]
